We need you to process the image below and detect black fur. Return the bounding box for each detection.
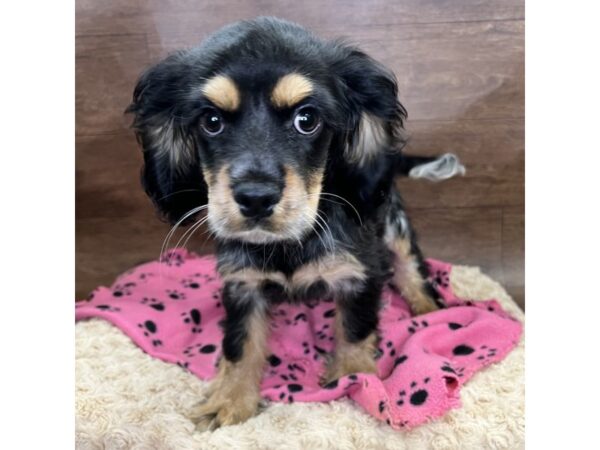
[128,17,442,369]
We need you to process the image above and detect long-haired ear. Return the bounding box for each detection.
[127,53,208,224]
[332,47,407,166]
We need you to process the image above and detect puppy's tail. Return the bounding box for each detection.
[395,152,466,182]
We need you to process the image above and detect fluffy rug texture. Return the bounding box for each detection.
[76,265,525,449]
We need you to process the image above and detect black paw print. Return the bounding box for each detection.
[301,341,311,355]
[384,340,399,358]
[441,362,465,378]
[452,344,475,356]
[166,289,186,300]
[431,270,450,289]
[292,312,308,325]
[181,308,202,333]
[112,282,136,297]
[397,378,430,407]
[312,345,327,361]
[475,345,497,362]
[407,319,429,334]
[211,291,222,308]
[315,323,333,341]
[138,272,155,281]
[181,278,201,289]
[183,343,217,357]
[140,297,165,311]
[393,354,408,368]
[137,320,162,346]
[95,304,121,312]
[323,308,336,319]
[161,251,184,266]
[176,361,190,371]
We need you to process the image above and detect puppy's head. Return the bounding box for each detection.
[128,17,406,244]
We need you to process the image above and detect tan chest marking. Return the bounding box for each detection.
[221,252,366,298]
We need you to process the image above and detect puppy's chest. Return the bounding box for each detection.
[221,251,367,302]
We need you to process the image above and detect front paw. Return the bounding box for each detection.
[410,300,440,316]
[320,347,377,387]
[190,387,261,430]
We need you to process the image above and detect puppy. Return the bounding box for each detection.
[128,17,464,429]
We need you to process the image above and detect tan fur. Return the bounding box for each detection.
[190,310,269,429]
[345,113,390,166]
[207,164,323,244]
[222,268,287,289]
[149,118,193,167]
[389,236,439,315]
[292,252,366,293]
[271,73,313,108]
[201,75,241,112]
[322,318,378,385]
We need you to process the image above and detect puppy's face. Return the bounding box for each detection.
[197,72,333,244]
[129,18,406,244]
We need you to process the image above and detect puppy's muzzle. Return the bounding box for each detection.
[232,182,282,220]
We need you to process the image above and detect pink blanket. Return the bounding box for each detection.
[76,248,522,430]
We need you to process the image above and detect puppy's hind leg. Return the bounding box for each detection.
[385,192,445,316]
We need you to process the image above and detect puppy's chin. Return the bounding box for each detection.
[207,212,313,244]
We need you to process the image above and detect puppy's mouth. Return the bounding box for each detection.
[206,165,323,244]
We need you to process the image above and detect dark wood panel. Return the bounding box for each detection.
[396,118,524,209]
[76,216,215,300]
[76,34,149,135]
[76,0,524,36]
[76,133,147,219]
[146,20,524,122]
[502,206,525,309]
[407,206,505,285]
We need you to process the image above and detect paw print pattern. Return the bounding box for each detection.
[407,319,429,334]
[95,304,121,312]
[137,320,162,347]
[397,378,430,407]
[181,308,202,333]
[475,345,497,362]
[161,251,184,266]
[166,289,186,300]
[211,291,222,308]
[112,282,136,297]
[138,272,155,281]
[181,278,201,289]
[441,362,465,378]
[312,345,327,361]
[176,361,190,371]
[191,272,217,283]
[384,340,399,357]
[452,344,475,356]
[182,343,217,357]
[315,323,333,341]
[430,270,450,289]
[140,297,165,311]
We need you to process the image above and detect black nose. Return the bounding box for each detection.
[232,182,282,220]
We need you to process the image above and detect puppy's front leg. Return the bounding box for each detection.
[191,280,269,430]
[322,278,381,384]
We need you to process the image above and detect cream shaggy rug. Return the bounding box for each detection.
[76,265,524,450]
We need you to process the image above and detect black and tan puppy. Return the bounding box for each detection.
[128,17,464,429]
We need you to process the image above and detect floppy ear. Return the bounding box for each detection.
[331,47,407,166]
[127,53,208,225]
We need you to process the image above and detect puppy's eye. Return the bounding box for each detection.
[200,110,224,136]
[293,107,321,135]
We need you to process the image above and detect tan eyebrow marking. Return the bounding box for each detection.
[201,75,241,111]
[271,73,313,108]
